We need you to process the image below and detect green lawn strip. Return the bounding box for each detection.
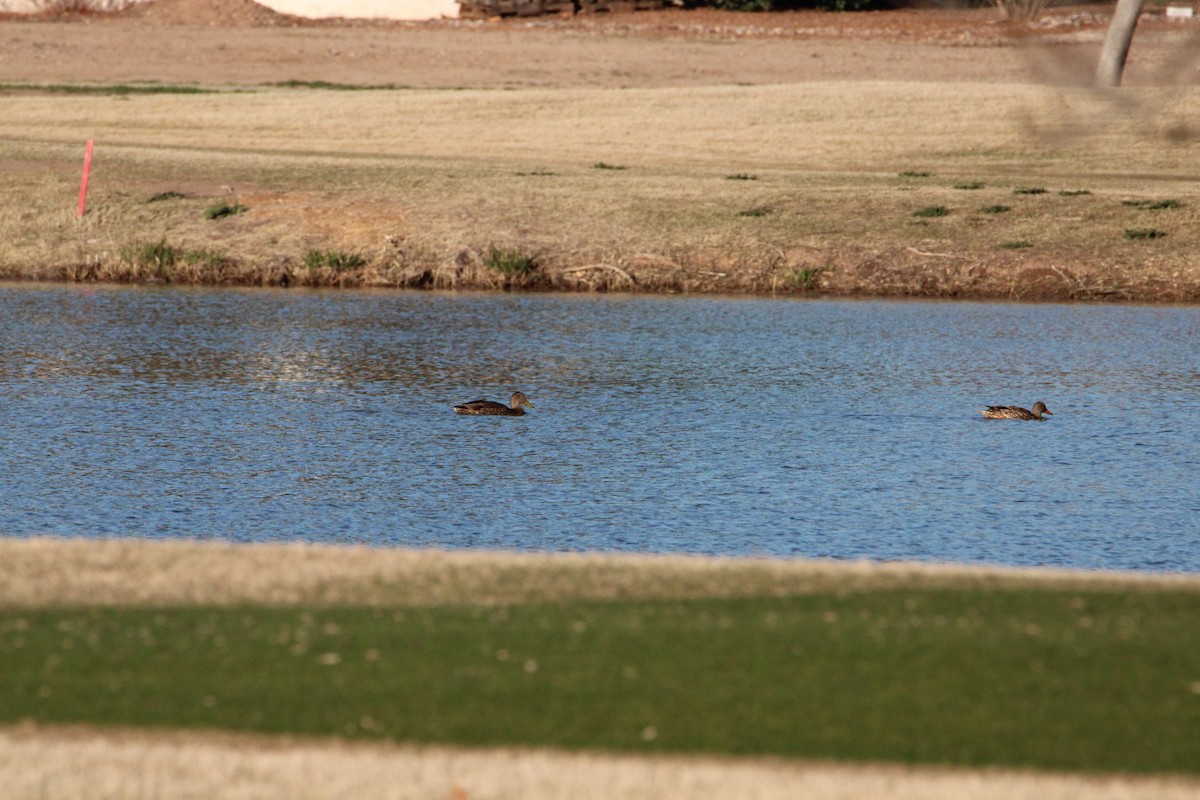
[1,588,1197,773]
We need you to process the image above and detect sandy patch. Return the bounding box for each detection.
[1,537,1197,609]
[3,723,1199,800]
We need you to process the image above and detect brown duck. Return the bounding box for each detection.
[454,391,534,416]
[980,401,1053,420]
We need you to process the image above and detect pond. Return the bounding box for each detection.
[1,283,1197,572]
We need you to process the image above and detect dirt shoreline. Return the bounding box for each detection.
[7,243,1198,304]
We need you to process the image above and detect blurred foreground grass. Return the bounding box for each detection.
[3,587,1198,773]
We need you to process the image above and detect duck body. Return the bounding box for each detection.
[454,391,534,416]
[980,401,1052,420]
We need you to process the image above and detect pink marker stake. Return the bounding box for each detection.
[77,139,94,218]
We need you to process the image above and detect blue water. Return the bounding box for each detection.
[1,283,1198,571]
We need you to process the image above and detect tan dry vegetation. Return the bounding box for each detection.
[2,537,1198,609]
[5,722,1200,800]
[2,80,1199,299]
[1,2,1199,300]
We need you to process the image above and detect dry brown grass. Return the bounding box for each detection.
[2,537,1197,610]
[1,80,1198,300]
[5,722,1200,800]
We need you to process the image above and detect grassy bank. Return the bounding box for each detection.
[2,81,1198,301]
[2,541,1199,774]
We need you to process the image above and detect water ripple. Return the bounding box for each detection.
[0,285,1198,572]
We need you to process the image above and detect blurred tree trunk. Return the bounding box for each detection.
[1095,0,1146,87]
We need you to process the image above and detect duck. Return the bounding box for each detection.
[979,401,1053,420]
[454,391,534,416]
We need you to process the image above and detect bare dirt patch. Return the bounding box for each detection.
[115,0,301,25]
[3,1,1194,89]
[5,722,1200,800]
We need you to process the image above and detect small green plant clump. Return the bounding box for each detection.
[953,181,986,190]
[913,205,949,218]
[119,240,231,278]
[738,206,773,218]
[783,266,827,292]
[205,202,246,220]
[146,191,187,203]
[0,82,215,96]
[1059,189,1092,197]
[725,173,759,181]
[303,249,366,271]
[268,80,400,91]
[120,238,181,277]
[1124,229,1167,240]
[898,171,933,178]
[979,205,1010,214]
[1013,187,1048,195]
[1000,240,1033,249]
[1122,199,1182,210]
[483,245,536,276]
[182,248,229,269]
[593,162,628,171]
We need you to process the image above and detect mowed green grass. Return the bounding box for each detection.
[2,587,1199,773]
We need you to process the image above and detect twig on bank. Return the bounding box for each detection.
[906,246,965,259]
[1049,265,1076,287]
[630,253,683,270]
[559,264,635,283]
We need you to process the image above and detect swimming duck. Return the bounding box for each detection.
[454,391,534,416]
[980,402,1053,420]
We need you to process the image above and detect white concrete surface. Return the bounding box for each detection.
[0,0,460,20]
[260,0,458,19]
